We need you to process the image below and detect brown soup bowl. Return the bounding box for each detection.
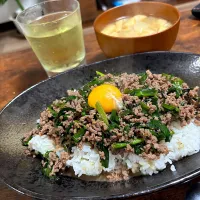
[94,2,180,58]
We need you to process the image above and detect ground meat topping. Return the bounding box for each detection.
[40,110,52,126]
[23,70,200,180]
[106,166,129,181]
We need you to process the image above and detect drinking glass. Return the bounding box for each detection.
[16,0,86,77]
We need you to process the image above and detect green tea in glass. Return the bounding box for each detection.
[16,0,85,77]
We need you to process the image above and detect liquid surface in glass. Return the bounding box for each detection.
[26,11,85,75]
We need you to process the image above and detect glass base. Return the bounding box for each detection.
[45,57,86,77]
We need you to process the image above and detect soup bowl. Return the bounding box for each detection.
[94,2,180,58]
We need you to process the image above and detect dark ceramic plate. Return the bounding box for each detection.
[1,52,200,200]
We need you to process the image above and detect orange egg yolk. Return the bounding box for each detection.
[88,84,122,113]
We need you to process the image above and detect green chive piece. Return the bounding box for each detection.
[95,101,109,126]
[96,71,105,76]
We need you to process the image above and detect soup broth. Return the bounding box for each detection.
[101,15,172,37]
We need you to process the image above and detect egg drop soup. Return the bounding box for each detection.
[101,15,173,38]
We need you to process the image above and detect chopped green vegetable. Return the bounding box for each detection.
[151,97,160,118]
[57,107,76,117]
[83,77,101,92]
[81,111,86,116]
[80,76,111,99]
[48,106,58,118]
[168,77,184,98]
[162,73,184,98]
[95,101,109,126]
[124,125,131,133]
[162,73,174,80]
[108,122,119,131]
[65,95,77,102]
[81,104,92,116]
[130,138,144,146]
[83,77,108,92]
[21,136,32,146]
[139,72,147,84]
[65,122,73,134]
[140,102,149,110]
[72,128,86,143]
[79,89,88,100]
[134,144,144,155]
[0,0,7,5]
[108,109,121,130]
[133,122,147,129]
[100,146,109,168]
[96,133,109,168]
[37,123,41,129]
[43,151,52,159]
[62,143,69,152]
[96,71,105,76]
[112,143,127,149]
[112,138,144,149]
[170,130,175,136]
[41,151,55,178]
[55,98,75,109]
[125,88,158,98]
[162,103,179,112]
[162,74,184,85]
[148,120,171,142]
[172,77,184,86]
[42,165,58,180]
[140,102,150,114]
[42,165,52,177]
[110,110,120,124]
[168,86,182,98]
[120,109,132,117]
[54,107,76,126]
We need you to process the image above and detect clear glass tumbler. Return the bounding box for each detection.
[16,0,86,77]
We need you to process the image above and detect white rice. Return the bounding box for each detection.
[66,143,103,177]
[170,165,176,172]
[28,135,55,155]
[66,121,200,176]
[28,120,200,177]
[121,121,200,175]
[103,152,123,172]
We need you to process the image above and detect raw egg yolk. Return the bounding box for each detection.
[88,84,122,113]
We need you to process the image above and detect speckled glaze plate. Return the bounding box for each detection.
[1,52,200,200]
